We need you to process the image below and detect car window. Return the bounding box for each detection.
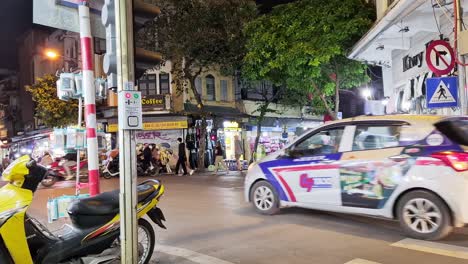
[295,128,345,155]
[352,125,401,151]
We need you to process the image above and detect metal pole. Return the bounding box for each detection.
[78,1,100,196]
[76,97,83,196]
[115,0,138,262]
[455,0,468,115]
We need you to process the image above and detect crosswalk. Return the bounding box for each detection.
[345,238,468,264]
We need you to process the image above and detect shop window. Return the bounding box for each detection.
[220,80,228,101]
[159,72,170,94]
[195,77,202,96]
[206,75,215,101]
[138,74,157,96]
[352,125,401,151]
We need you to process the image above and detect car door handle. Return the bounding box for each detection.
[321,159,335,164]
[389,154,410,161]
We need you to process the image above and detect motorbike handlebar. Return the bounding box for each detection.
[26,159,37,169]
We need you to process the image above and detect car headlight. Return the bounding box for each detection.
[0,206,27,228]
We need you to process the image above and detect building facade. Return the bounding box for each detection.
[350,0,468,116]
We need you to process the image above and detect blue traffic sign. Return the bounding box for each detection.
[426,77,458,108]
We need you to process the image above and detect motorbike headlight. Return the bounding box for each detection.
[0,206,27,228]
[46,165,51,169]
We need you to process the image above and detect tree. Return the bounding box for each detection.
[26,75,78,128]
[141,0,256,169]
[243,0,374,119]
[241,80,308,162]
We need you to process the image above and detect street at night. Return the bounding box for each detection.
[26,174,468,264]
[1,0,468,263]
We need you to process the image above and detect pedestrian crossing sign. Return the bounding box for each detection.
[426,77,458,108]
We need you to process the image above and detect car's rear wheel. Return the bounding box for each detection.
[397,190,453,240]
[250,181,280,215]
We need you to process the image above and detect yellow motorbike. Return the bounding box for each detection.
[0,155,166,264]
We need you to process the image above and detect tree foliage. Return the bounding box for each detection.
[26,75,78,128]
[242,80,308,162]
[141,0,256,106]
[141,0,256,169]
[243,0,374,118]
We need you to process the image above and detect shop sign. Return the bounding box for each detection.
[402,51,424,72]
[144,120,188,130]
[426,76,458,108]
[425,40,455,76]
[107,120,188,132]
[223,121,239,128]
[142,95,165,109]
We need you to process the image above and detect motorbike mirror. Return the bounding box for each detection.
[26,160,37,169]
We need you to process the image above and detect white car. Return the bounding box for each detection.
[245,115,468,240]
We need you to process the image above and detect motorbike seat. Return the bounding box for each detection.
[68,184,156,229]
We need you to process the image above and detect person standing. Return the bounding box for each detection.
[234,135,243,171]
[175,138,192,176]
[213,141,226,174]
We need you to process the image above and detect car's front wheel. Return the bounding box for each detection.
[250,181,280,215]
[397,190,453,240]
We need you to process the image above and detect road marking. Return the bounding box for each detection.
[158,245,235,264]
[392,238,468,260]
[344,259,381,264]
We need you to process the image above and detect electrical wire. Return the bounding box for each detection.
[431,0,443,35]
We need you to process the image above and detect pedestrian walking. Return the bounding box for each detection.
[213,141,226,174]
[234,135,243,171]
[143,144,153,171]
[175,138,193,176]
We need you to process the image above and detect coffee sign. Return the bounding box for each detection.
[142,95,165,109]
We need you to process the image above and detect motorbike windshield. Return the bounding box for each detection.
[434,117,468,146]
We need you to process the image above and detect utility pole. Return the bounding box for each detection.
[102,0,161,260]
[78,1,100,196]
[115,0,139,262]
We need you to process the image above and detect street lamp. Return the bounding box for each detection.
[361,88,372,99]
[44,49,60,60]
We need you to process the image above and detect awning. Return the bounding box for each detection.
[184,103,248,117]
[348,0,439,66]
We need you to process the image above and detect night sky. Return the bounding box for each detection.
[0,0,32,71]
[0,0,293,72]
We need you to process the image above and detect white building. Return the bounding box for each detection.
[350,0,468,115]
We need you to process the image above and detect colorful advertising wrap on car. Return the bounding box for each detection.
[246,115,468,241]
[258,153,342,202]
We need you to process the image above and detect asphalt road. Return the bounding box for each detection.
[26,172,468,264]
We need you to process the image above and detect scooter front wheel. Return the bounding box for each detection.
[137,218,155,264]
[102,171,113,179]
[41,174,58,187]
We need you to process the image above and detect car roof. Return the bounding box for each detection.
[330,114,445,126]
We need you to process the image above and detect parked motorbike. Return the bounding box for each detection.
[102,155,120,179]
[41,158,88,187]
[0,155,166,264]
[103,154,158,178]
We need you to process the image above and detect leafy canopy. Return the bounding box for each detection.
[26,75,78,128]
[243,0,374,115]
[142,0,256,100]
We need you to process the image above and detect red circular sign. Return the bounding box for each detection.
[425,40,455,76]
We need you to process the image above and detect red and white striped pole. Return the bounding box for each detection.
[79,1,100,196]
